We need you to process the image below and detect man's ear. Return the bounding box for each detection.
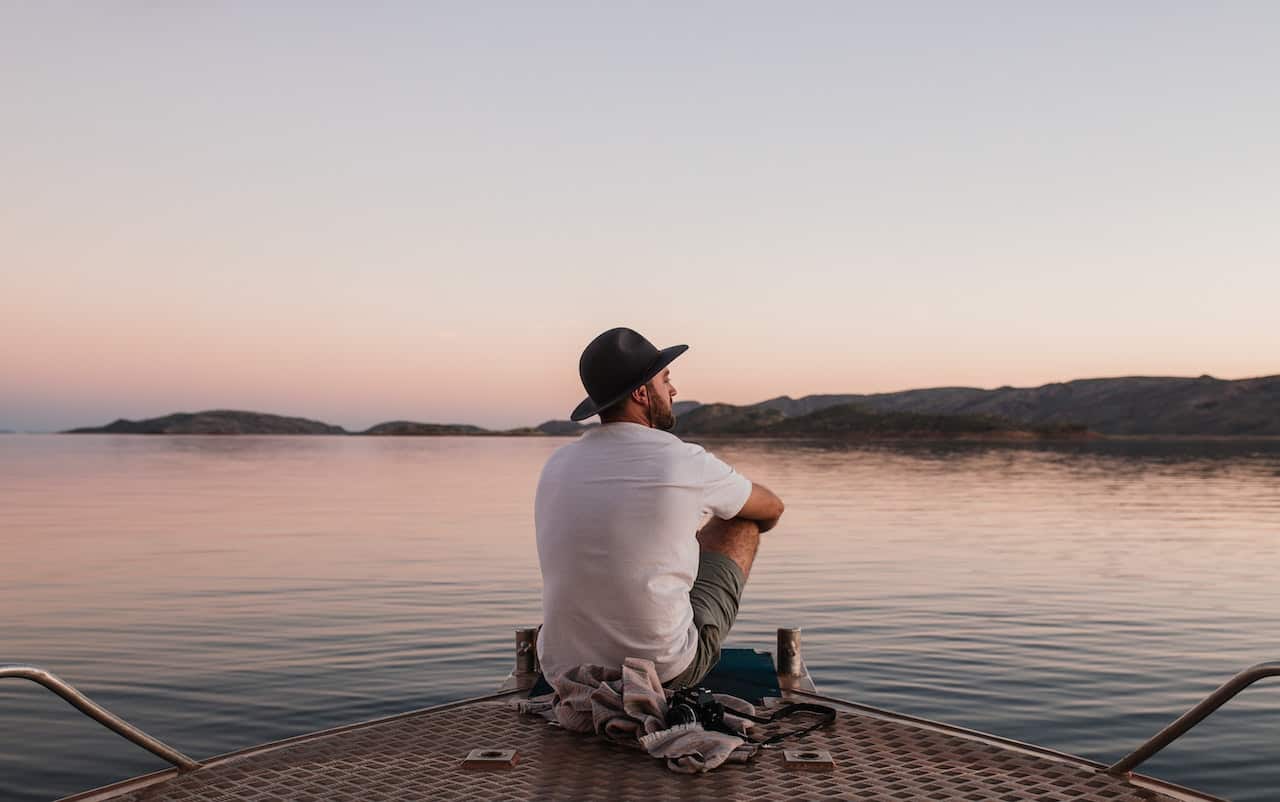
[632,383,649,405]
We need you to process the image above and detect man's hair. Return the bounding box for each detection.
[598,380,655,422]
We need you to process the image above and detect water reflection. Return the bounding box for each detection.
[1,434,1278,801]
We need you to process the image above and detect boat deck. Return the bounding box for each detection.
[64,689,1221,802]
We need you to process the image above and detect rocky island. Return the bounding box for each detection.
[67,410,345,435]
[672,402,1089,440]
[362,421,489,436]
[63,373,1280,439]
[723,373,1280,437]
[66,405,1085,440]
[362,421,541,436]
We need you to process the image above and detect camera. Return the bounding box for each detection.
[666,686,726,731]
[667,687,839,745]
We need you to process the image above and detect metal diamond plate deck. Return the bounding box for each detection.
[77,696,1214,802]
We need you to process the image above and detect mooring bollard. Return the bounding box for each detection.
[776,627,817,691]
[499,626,542,692]
[777,627,804,676]
[514,627,540,676]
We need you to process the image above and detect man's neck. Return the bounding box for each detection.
[602,408,652,428]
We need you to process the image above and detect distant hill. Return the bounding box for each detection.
[674,402,1088,439]
[362,421,489,436]
[673,403,786,434]
[68,410,558,437]
[536,420,595,435]
[534,400,703,435]
[67,410,345,435]
[672,400,703,416]
[59,376,1280,438]
[361,420,545,436]
[738,374,1280,436]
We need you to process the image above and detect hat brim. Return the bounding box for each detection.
[569,344,688,422]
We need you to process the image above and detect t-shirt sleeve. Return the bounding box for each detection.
[689,444,753,519]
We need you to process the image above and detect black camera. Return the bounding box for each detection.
[667,687,839,745]
[666,686,726,731]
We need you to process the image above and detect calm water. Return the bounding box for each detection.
[2,434,1279,801]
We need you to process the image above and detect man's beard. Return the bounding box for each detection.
[647,393,676,431]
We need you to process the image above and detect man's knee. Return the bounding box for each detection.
[697,516,760,578]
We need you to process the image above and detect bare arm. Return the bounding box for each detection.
[734,482,785,533]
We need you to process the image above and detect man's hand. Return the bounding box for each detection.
[735,482,785,533]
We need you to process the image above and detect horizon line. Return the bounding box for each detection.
[19,369,1278,434]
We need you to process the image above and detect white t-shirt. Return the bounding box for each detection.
[535,422,753,682]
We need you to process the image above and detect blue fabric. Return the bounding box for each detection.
[698,648,781,704]
[529,673,553,697]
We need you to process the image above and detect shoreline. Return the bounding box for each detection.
[31,431,1280,442]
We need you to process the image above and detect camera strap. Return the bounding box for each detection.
[722,702,837,747]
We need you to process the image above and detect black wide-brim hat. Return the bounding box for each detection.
[570,327,688,421]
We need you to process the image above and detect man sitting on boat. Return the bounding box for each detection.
[535,327,785,688]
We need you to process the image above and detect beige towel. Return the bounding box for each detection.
[516,657,759,773]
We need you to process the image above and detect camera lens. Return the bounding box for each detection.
[668,703,698,727]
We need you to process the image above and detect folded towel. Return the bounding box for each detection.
[515,657,759,773]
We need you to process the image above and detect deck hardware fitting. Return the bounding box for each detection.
[782,749,834,770]
[776,628,817,692]
[462,748,519,769]
[501,627,542,691]
[776,628,803,677]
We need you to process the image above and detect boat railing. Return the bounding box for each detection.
[0,664,201,771]
[1108,660,1280,775]
[9,648,1272,783]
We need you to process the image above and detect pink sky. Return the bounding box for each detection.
[3,5,1277,431]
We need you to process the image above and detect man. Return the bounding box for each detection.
[535,327,784,688]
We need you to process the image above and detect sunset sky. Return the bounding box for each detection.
[4,3,1277,432]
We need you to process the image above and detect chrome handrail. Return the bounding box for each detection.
[1108,661,1280,775]
[1,665,201,771]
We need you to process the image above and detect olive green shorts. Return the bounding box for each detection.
[664,550,746,689]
